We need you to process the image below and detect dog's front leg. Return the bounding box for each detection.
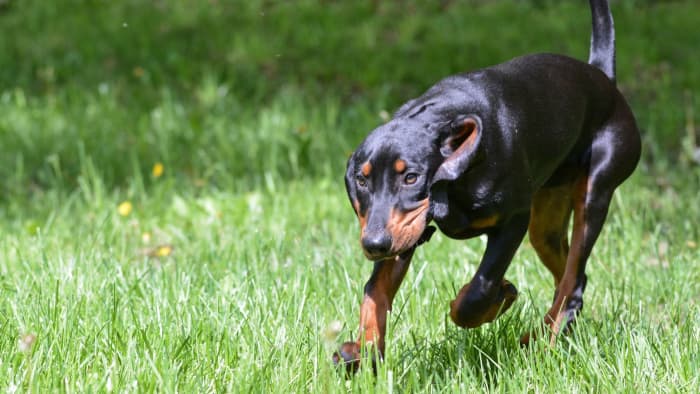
[450,212,529,328]
[334,248,414,374]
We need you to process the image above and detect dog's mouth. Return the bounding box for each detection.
[362,198,431,260]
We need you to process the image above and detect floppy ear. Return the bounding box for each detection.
[430,115,482,219]
[433,115,482,183]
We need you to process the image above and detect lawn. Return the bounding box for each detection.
[1,0,699,392]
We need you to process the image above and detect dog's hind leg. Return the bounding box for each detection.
[520,183,574,345]
[543,95,640,343]
[528,184,575,287]
[543,174,606,342]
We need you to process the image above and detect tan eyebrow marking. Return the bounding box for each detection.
[394,159,406,173]
[361,162,372,177]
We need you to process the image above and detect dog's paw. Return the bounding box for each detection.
[520,310,579,347]
[499,279,518,310]
[332,342,361,376]
[519,331,534,347]
[333,341,381,377]
[450,279,518,328]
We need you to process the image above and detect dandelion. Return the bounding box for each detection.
[152,162,164,178]
[141,232,151,244]
[322,320,343,343]
[147,244,173,258]
[156,245,173,257]
[18,333,36,353]
[117,201,133,216]
[132,66,145,78]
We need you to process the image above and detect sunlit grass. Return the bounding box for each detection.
[1,170,698,391]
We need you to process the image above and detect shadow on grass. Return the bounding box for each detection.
[388,294,617,389]
[392,307,531,389]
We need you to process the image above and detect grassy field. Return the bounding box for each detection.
[1,0,699,391]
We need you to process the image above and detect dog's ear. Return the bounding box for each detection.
[393,98,419,117]
[430,115,482,220]
[344,152,357,202]
[433,115,482,183]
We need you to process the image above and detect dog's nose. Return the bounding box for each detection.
[362,232,392,257]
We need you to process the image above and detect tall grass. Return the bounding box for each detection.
[1,0,699,196]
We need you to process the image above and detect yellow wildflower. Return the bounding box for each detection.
[152,162,164,178]
[146,244,174,258]
[132,66,145,78]
[153,244,173,257]
[117,201,133,216]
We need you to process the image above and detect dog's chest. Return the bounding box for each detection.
[431,174,532,239]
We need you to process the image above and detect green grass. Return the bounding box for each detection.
[1,0,699,392]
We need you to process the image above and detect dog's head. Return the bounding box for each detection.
[346,111,482,261]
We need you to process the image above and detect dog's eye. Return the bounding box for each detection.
[404,173,418,185]
[356,175,367,187]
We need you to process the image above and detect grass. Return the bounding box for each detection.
[1,0,699,392]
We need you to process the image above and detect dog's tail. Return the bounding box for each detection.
[588,0,616,83]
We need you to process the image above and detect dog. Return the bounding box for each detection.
[333,0,641,374]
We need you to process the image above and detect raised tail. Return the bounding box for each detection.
[588,0,616,84]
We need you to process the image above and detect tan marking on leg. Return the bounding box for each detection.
[528,183,574,286]
[356,250,414,356]
[546,176,589,338]
[359,295,382,346]
[549,300,569,347]
[470,214,500,230]
[450,279,517,328]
